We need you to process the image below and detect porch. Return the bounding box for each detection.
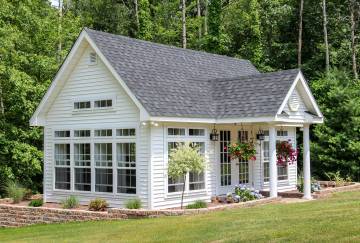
[213,123,312,199]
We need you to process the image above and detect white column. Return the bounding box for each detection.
[269,126,278,197]
[303,124,312,199]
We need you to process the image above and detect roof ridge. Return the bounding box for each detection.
[85,28,254,64]
[207,68,300,83]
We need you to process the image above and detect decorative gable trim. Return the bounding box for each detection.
[30,29,150,126]
[276,71,323,119]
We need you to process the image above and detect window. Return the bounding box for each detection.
[263,141,288,182]
[94,99,112,108]
[54,144,70,190]
[116,128,136,137]
[277,130,288,136]
[263,141,270,182]
[95,143,113,192]
[74,143,91,191]
[167,142,184,193]
[220,131,231,186]
[117,143,136,194]
[74,101,91,110]
[95,129,112,137]
[189,129,205,136]
[54,130,70,138]
[168,128,185,136]
[74,130,91,137]
[189,142,205,190]
[238,131,249,184]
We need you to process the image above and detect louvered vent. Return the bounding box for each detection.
[288,92,300,111]
[89,52,97,65]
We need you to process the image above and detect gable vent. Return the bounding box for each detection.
[89,52,97,65]
[288,92,300,111]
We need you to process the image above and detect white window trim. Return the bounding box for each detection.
[165,127,208,196]
[71,96,116,113]
[52,127,138,196]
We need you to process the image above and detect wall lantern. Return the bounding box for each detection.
[256,129,265,141]
[210,127,219,141]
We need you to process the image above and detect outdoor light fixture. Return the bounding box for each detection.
[256,129,265,141]
[210,126,219,141]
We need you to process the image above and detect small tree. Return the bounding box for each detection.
[168,143,205,209]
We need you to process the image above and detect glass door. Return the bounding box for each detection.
[238,130,250,185]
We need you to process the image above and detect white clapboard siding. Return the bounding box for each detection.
[43,46,149,208]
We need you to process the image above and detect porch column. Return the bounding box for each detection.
[269,126,278,197]
[303,124,312,199]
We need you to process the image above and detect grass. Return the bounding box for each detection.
[0,191,359,242]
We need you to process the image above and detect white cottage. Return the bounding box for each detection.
[30,28,323,209]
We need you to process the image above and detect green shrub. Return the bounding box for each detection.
[89,198,109,211]
[186,200,207,209]
[5,181,26,203]
[125,198,142,209]
[28,199,43,207]
[61,195,79,209]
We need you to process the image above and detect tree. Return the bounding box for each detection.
[322,0,330,73]
[311,70,360,181]
[182,0,187,48]
[298,0,304,67]
[168,143,205,209]
[350,0,358,79]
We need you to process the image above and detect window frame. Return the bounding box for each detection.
[54,143,71,191]
[52,127,137,195]
[165,127,207,195]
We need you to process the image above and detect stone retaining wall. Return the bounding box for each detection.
[0,197,280,227]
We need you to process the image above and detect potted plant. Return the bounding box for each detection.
[276,140,298,166]
[226,141,256,161]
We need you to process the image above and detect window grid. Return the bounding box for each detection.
[116,128,136,137]
[74,101,91,110]
[94,99,112,108]
[95,129,112,137]
[220,130,231,186]
[189,129,205,136]
[54,144,70,190]
[238,131,249,184]
[54,130,70,138]
[167,142,185,193]
[74,130,91,137]
[167,128,185,136]
[189,142,205,190]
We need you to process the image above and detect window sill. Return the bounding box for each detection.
[72,108,115,115]
[53,189,138,197]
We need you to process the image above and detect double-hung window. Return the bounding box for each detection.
[117,143,136,194]
[189,142,205,190]
[54,144,71,190]
[95,143,113,192]
[74,143,91,191]
[167,128,206,193]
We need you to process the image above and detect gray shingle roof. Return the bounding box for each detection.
[85,28,299,118]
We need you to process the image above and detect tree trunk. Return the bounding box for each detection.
[204,0,208,35]
[298,0,304,68]
[197,0,202,39]
[134,0,140,34]
[350,0,358,79]
[181,174,186,209]
[57,0,63,63]
[0,81,4,119]
[323,0,330,74]
[182,0,187,48]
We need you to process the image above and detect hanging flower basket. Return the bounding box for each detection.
[276,140,298,166]
[226,141,256,161]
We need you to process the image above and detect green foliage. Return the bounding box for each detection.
[88,198,109,211]
[61,196,79,209]
[5,181,26,203]
[125,198,142,209]
[185,200,207,209]
[168,142,206,179]
[28,199,43,207]
[325,171,348,187]
[311,70,360,181]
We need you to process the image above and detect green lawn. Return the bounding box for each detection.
[1,191,359,243]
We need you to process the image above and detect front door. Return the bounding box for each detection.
[218,129,252,195]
